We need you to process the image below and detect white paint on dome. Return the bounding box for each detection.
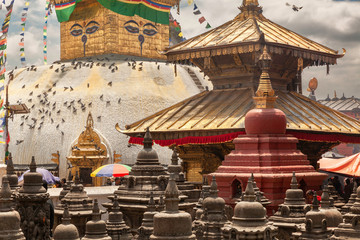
[3,60,212,178]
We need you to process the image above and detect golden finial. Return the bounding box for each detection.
[86,112,94,129]
[253,46,277,109]
[237,0,263,20]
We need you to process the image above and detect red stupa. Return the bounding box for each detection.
[212,46,327,214]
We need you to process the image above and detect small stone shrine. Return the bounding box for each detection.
[222,177,278,240]
[292,193,334,240]
[59,171,74,201]
[333,185,360,239]
[0,177,25,240]
[53,204,80,240]
[16,157,51,240]
[54,171,93,237]
[249,173,271,208]
[82,199,112,240]
[270,172,310,240]
[192,180,210,240]
[67,112,109,186]
[319,184,343,228]
[137,192,159,240]
[105,128,194,230]
[341,181,357,214]
[106,195,132,240]
[5,153,19,190]
[328,181,346,209]
[198,176,227,240]
[150,174,196,240]
[168,150,201,202]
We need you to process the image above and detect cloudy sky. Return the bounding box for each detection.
[1,0,359,99]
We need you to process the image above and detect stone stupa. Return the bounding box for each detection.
[196,176,227,240]
[106,195,132,240]
[104,128,194,230]
[82,199,112,240]
[270,172,311,240]
[53,204,80,240]
[58,171,74,201]
[54,171,93,237]
[137,192,159,240]
[341,181,357,214]
[319,184,343,228]
[222,177,278,239]
[150,174,196,240]
[292,193,335,240]
[5,153,19,190]
[16,157,51,240]
[0,177,25,240]
[333,185,360,239]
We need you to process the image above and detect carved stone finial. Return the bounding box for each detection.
[62,204,72,225]
[143,127,153,149]
[171,150,178,165]
[320,185,331,208]
[312,192,320,211]
[164,174,180,212]
[30,156,37,172]
[92,199,101,221]
[75,171,80,184]
[0,177,12,199]
[148,192,156,212]
[253,45,277,109]
[210,176,218,197]
[6,153,15,175]
[291,172,298,189]
[244,176,256,202]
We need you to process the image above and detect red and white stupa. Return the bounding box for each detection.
[212,46,327,214]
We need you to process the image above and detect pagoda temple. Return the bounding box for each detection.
[120,0,360,182]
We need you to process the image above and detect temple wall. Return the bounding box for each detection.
[4,62,211,178]
[61,0,169,61]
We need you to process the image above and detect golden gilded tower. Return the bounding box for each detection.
[55,0,180,60]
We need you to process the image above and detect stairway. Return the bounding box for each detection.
[187,68,205,91]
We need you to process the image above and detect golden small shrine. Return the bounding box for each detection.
[67,112,108,186]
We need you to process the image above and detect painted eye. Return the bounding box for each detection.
[125,25,139,34]
[85,25,99,35]
[143,29,157,36]
[70,29,83,37]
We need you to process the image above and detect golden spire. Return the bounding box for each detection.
[237,0,263,20]
[253,45,277,109]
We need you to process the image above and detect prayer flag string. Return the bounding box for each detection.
[19,0,29,65]
[43,0,50,65]
[192,1,211,29]
[0,0,15,149]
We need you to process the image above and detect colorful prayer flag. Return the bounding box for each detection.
[187,0,193,5]
[206,22,211,29]
[199,16,206,24]
[193,10,201,15]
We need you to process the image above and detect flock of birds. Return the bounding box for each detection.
[286,2,303,12]
[10,55,180,146]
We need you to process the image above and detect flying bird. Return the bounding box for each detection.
[70,86,74,91]
[64,87,68,91]
[35,84,39,88]
[157,65,160,70]
[20,122,24,126]
[57,110,61,114]
[29,91,33,96]
[16,140,24,145]
[108,81,112,86]
[292,4,302,11]
[118,98,121,104]
[55,68,59,73]
[87,83,90,88]
[62,118,65,123]
[100,95,103,100]
[56,124,59,129]
[22,85,25,88]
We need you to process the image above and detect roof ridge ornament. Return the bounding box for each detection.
[237,0,263,20]
[253,45,277,109]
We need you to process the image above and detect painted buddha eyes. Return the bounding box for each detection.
[125,25,140,34]
[86,25,99,34]
[70,21,100,37]
[124,20,158,36]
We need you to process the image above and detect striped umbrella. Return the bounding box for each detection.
[90,164,131,177]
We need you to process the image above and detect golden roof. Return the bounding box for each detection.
[120,89,360,136]
[166,0,344,64]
